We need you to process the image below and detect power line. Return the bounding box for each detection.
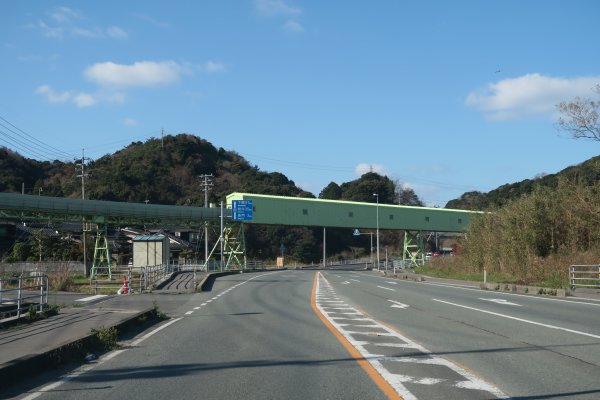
[0,115,75,160]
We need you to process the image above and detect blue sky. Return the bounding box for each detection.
[2,1,600,206]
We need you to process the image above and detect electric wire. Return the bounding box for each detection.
[0,115,75,160]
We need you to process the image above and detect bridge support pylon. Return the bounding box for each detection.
[204,222,246,271]
[90,224,112,280]
[403,230,425,268]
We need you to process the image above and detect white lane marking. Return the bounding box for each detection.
[21,317,184,400]
[185,311,194,315]
[194,307,201,310]
[432,299,600,340]
[201,303,207,306]
[377,285,396,291]
[24,272,281,399]
[341,281,351,285]
[350,279,361,282]
[75,295,107,302]
[388,299,410,309]
[386,281,398,285]
[419,281,600,307]
[480,298,521,306]
[317,273,507,399]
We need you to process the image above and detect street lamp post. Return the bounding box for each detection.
[373,193,380,270]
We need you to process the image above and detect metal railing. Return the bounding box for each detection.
[0,273,48,320]
[570,265,600,288]
[90,264,181,294]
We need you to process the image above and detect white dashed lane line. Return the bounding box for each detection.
[182,272,274,316]
[316,272,508,400]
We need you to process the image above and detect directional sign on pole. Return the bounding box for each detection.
[232,200,253,221]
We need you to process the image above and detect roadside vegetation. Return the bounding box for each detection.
[422,178,600,288]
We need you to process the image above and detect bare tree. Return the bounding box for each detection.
[393,179,423,206]
[557,84,600,140]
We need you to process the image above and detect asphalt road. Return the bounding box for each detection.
[9,269,600,399]
[322,270,600,399]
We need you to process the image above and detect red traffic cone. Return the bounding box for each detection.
[122,274,129,295]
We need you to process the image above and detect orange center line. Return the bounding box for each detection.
[310,272,403,400]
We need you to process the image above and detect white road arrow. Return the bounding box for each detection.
[479,298,521,306]
[388,299,409,309]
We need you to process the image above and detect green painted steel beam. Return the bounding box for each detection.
[227,192,481,232]
[0,192,226,224]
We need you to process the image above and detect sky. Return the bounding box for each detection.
[2,0,600,207]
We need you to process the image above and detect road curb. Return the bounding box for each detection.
[381,271,568,297]
[0,306,157,392]
[196,271,241,292]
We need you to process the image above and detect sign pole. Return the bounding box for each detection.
[323,227,326,268]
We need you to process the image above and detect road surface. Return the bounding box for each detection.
[8,270,600,399]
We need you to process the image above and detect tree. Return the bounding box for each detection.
[319,182,342,200]
[339,172,395,203]
[393,179,423,206]
[557,84,600,141]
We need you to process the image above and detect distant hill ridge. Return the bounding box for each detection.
[0,134,312,205]
[445,155,600,210]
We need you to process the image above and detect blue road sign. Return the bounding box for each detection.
[232,200,253,221]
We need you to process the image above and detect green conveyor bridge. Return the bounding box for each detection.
[0,192,481,271]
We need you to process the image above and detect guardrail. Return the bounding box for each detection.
[0,273,48,320]
[91,264,175,295]
[570,265,600,289]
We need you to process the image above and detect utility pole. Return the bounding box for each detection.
[161,128,164,149]
[373,193,380,270]
[76,149,91,275]
[199,174,214,270]
[220,201,224,272]
[323,227,326,268]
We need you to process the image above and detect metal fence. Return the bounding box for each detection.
[0,272,48,320]
[91,264,176,295]
[570,265,600,289]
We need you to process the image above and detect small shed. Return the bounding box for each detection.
[132,234,169,268]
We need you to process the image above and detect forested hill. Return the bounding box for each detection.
[446,155,600,210]
[0,134,312,204]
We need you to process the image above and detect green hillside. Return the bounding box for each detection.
[1,134,414,263]
[446,155,600,210]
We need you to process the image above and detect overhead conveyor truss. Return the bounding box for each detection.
[0,193,233,277]
[0,193,225,224]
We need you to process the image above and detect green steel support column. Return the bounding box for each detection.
[204,222,247,271]
[224,223,246,270]
[90,225,112,279]
[403,230,425,267]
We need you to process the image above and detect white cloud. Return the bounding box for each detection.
[255,0,302,16]
[354,163,390,176]
[204,61,225,72]
[108,92,126,104]
[49,6,80,23]
[124,117,138,126]
[84,61,186,87]
[71,26,102,38]
[73,93,96,108]
[133,13,170,28]
[283,20,305,33]
[36,85,71,103]
[107,26,128,39]
[38,20,63,38]
[466,73,600,120]
[35,7,127,40]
